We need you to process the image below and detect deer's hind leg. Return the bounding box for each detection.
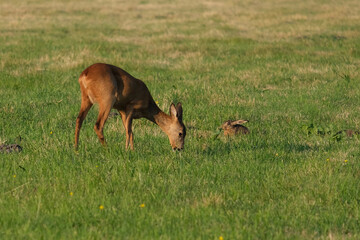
[75,95,93,150]
[94,97,115,146]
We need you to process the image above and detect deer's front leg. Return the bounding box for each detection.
[123,110,134,150]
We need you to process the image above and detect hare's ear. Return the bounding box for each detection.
[170,103,177,117]
[176,102,183,121]
[231,119,248,125]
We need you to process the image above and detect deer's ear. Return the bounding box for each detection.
[176,102,183,121]
[170,103,177,117]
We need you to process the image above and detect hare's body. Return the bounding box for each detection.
[221,120,249,136]
[75,63,186,150]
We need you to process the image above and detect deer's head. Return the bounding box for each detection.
[167,103,186,151]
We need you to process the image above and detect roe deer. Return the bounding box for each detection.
[221,120,249,136]
[74,63,186,151]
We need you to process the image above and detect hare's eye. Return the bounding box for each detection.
[179,133,183,137]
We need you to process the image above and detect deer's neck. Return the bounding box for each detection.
[153,111,172,133]
[147,105,172,133]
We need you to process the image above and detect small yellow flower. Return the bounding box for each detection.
[275,153,279,157]
[326,158,330,162]
[344,160,348,163]
[140,203,145,208]
[69,192,73,196]
[155,101,159,105]
[50,131,53,135]
[219,236,224,240]
[99,205,104,210]
[13,175,16,178]
[96,165,98,168]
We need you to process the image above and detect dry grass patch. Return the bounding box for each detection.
[191,192,224,208]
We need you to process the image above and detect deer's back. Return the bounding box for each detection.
[79,63,156,113]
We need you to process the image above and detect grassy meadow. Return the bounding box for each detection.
[1,0,360,239]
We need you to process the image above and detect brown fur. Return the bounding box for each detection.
[74,63,186,150]
[336,129,360,137]
[221,120,249,136]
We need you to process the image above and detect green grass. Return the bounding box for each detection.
[1,0,360,239]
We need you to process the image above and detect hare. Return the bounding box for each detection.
[221,120,249,136]
[0,144,22,153]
